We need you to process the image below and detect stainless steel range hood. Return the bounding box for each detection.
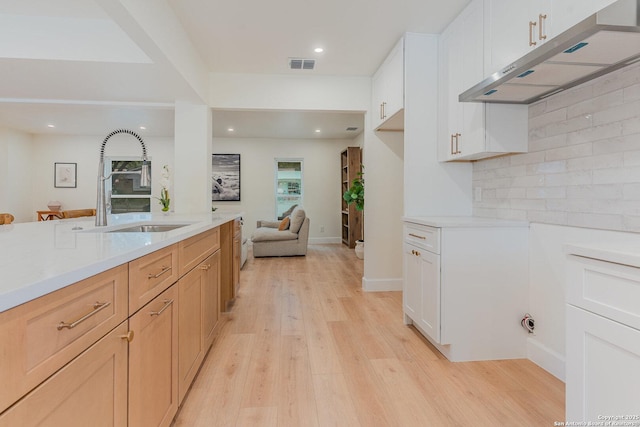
[460,0,640,104]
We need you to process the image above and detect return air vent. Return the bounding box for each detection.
[346,127,359,131]
[289,58,315,70]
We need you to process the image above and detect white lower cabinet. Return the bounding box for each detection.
[403,242,440,343]
[566,254,640,422]
[402,218,529,362]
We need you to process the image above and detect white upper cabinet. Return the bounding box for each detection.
[484,0,552,76]
[439,0,528,162]
[372,38,404,131]
[551,0,617,36]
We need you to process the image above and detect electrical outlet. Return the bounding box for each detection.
[320,226,325,233]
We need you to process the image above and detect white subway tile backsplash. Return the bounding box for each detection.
[566,184,623,200]
[567,122,623,145]
[593,166,640,185]
[623,183,640,200]
[526,187,567,199]
[566,152,624,172]
[472,63,640,233]
[567,90,623,119]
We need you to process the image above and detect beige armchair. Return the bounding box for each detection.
[252,206,310,257]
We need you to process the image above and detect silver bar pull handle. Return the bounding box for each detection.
[57,301,111,330]
[408,233,426,240]
[148,266,171,279]
[150,299,173,317]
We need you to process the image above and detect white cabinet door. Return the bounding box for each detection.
[484,0,552,76]
[372,38,404,131]
[402,243,441,344]
[417,248,440,344]
[403,243,421,321]
[566,305,640,422]
[551,0,616,37]
[438,0,486,161]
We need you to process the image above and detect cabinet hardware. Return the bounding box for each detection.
[147,265,171,279]
[450,134,456,155]
[120,330,135,342]
[149,299,173,317]
[199,264,211,271]
[57,301,111,330]
[529,21,537,46]
[408,233,426,240]
[455,133,462,154]
[415,251,421,257]
[382,101,387,120]
[539,14,547,41]
[411,249,416,255]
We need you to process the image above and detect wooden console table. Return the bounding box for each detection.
[37,211,63,221]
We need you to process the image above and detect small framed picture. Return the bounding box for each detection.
[54,162,77,188]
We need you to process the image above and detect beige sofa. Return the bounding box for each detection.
[252,206,309,257]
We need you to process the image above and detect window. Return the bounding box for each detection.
[106,158,152,214]
[275,159,303,219]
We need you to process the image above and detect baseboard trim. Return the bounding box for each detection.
[527,337,565,382]
[362,277,403,292]
[309,237,342,244]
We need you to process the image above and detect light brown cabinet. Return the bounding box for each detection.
[0,322,129,427]
[202,251,221,350]
[0,222,231,426]
[0,265,128,414]
[129,244,179,314]
[128,285,179,427]
[220,218,241,311]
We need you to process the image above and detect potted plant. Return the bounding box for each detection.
[343,166,364,259]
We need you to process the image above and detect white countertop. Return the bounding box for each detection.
[0,212,241,313]
[565,242,640,269]
[403,216,529,228]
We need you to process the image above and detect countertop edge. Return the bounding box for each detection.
[0,213,242,313]
[402,216,530,228]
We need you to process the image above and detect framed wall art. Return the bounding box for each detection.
[212,154,240,201]
[54,162,77,188]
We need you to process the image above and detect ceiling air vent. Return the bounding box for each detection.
[346,127,359,131]
[289,58,315,70]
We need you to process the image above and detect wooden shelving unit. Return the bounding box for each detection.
[341,147,363,248]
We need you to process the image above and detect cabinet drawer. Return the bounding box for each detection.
[0,322,128,427]
[567,255,640,330]
[404,223,440,254]
[179,227,220,277]
[0,265,128,413]
[129,244,179,314]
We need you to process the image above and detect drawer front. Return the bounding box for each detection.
[0,322,128,427]
[178,227,220,277]
[567,255,640,330]
[404,223,440,254]
[0,265,128,413]
[129,244,179,314]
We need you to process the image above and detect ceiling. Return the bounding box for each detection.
[0,0,470,139]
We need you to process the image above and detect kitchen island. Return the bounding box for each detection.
[0,212,241,426]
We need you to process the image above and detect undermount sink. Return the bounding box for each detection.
[79,222,194,233]
[106,224,188,233]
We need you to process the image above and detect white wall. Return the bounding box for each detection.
[29,133,174,220]
[212,136,357,243]
[472,61,640,380]
[0,128,34,223]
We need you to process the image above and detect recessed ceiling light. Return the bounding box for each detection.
[314,47,324,53]
[139,126,147,130]
[47,124,55,128]
[315,129,321,133]
[227,128,235,132]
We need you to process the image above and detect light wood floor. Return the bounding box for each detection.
[172,244,565,427]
